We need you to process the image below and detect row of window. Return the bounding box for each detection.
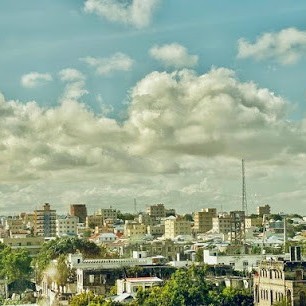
[260,269,283,279]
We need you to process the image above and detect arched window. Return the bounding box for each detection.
[300,291,306,306]
[287,290,292,305]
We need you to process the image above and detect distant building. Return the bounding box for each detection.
[117,277,163,295]
[245,216,263,229]
[257,205,271,216]
[146,204,166,219]
[193,208,217,233]
[86,215,104,228]
[95,208,117,220]
[56,215,78,237]
[212,213,232,234]
[34,203,56,237]
[124,221,147,239]
[254,246,306,306]
[164,216,192,239]
[70,204,87,223]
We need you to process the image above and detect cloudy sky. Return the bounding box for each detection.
[1,0,306,215]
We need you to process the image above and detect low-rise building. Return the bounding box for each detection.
[254,246,306,306]
[117,277,163,295]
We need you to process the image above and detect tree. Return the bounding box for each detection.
[0,247,32,283]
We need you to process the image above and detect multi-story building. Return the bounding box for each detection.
[95,208,118,220]
[212,213,232,234]
[124,221,147,239]
[70,204,87,223]
[253,246,306,306]
[86,215,104,228]
[257,205,271,217]
[245,216,263,229]
[33,203,56,237]
[146,204,166,219]
[56,215,78,237]
[147,224,165,237]
[193,208,217,233]
[164,216,192,239]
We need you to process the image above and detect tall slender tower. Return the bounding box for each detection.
[242,159,248,215]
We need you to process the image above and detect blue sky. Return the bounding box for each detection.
[0,0,306,215]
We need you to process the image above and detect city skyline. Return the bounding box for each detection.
[0,1,306,215]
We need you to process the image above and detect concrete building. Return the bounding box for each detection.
[245,216,263,229]
[117,277,163,295]
[124,221,147,239]
[95,208,118,220]
[146,204,166,219]
[164,216,192,239]
[193,208,217,233]
[212,213,232,234]
[254,247,306,306]
[34,203,56,237]
[147,224,165,237]
[70,204,87,223]
[257,205,271,217]
[56,215,78,237]
[0,236,44,256]
[86,215,104,228]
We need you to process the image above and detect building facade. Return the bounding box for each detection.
[34,203,56,237]
[193,208,217,233]
[164,216,192,239]
[70,204,87,223]
[56,215,78,237]
[146,204,166,219]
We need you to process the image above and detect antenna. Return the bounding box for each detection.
[242,159,248,215]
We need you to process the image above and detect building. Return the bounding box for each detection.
[212,213,232,234]
[56,215,78,237]
[257,205,271,217]
[147,224,165,237]
[164,216,192,239]
[146,204,166,219]
[117,277,163,295]
[193,208,217,233]
[86,215,104,228]
[124,221,147,239]
[34,203,56,237]
[0,236,44,256]
[95,208,118,220]
[70,204,87,223]
[254,246,306,306]
[245,216,263,229]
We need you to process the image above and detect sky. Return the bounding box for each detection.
[1,0,306,215]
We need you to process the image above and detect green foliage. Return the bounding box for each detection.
[34,237,105,282]
[117,212,135,221]
[69,292,122,306]
[133,265,253,306]
[0,246,32,282]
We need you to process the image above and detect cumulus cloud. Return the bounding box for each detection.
[149,43,199,68]
[2,67,306,214]
[21,72,52,88]
[237,27,306,65]
[80,53,134,75]
[84,0,160,28]
[58,68,88,101]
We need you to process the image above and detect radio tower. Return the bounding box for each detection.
[242,159,248,215]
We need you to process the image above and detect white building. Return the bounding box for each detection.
[117,277,163,295]
[56,215,78,237]
[203,249,272,272]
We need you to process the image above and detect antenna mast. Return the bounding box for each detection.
[242,159,248,215]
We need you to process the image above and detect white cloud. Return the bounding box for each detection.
[80,53,134,75]
[149,43,199,68]
[21,72,52,88]
[84,0,160,28]
[237,27,306,65]
[2,67,306,214]
[58,68,88,101]
[58,68,85,82]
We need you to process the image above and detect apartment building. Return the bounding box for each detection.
[56,215,78,237]
[164,216,192,239]
[146,204,166,219]
[33,203,56,237]
[193,208,217,233]
[124,221,147,239]
[70,204,87,223]
[95,208,118,220]
[212,213,232,234]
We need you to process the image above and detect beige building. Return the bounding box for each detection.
[254,247,306,306]
[147,224,165,237]
[124,221,147,239]
[95,208,117,220]
[146,204,166,219]
[245,216,263,229]
[86,215,104,228]
[34,203,56,237]
[164,216,192,239]
[56,215,78,237]
[193,208,217,233]
[212,213,232,234]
